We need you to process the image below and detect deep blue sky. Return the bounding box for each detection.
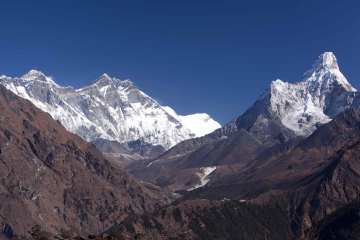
[1,1,360,124]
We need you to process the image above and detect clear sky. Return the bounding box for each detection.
[0,0,360,124]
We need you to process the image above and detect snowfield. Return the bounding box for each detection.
[0,71,220,149]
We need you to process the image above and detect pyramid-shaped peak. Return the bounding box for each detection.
[314,52,339,70]
[22,69,47,79]
[305,52,356,92]
[99,73,111,80]
[93,73,114,85]
[21,69,56,85]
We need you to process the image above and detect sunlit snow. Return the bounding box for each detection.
[0,71,221,149]
[187,166,217,191]
[268,52,356,136]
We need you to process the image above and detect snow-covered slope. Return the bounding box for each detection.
[163,106,221,137]
[0,71,220,149]
[219,52,358,144]
[267,52,356,136]
[129,52,360,192]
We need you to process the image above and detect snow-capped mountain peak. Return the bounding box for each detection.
[21,69,59,86]
[271,52,356,135]
[305,52,356,92]
[22,69,48,81]
[237,52,358,141]
[0,71,220,149]
[89,73,133,90]
[100,73,111,79]
[94,73,114,85]
[315,51,339,70]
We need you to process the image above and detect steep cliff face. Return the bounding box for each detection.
[0,85,169,236]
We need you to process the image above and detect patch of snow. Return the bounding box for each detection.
[187,166,217,191]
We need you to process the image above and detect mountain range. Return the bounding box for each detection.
[130,52,360,192]
[2,52,360,240]
[0,71,220,150]
[108,52,360,239]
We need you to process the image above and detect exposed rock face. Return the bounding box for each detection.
[0,85,169,236]
[184,108,360,235]
[130,52,360,192]
[106,199,293,240]
[307,202,360,240]
[0,71,220,150]
[3,52,360,240]
[105,108,360,240]
[189,108,360,196]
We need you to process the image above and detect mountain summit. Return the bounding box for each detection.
[232,51,358,141]
[0,72,220,149]
[305,51,356,92]
[132,52,360,192]
[21,69,57,85]
[314,51,339,69]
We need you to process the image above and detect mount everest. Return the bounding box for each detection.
[2,51,360,239]
[0,52,354,152]
[0,71,220,149]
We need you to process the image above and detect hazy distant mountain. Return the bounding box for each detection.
[0,71,220,149]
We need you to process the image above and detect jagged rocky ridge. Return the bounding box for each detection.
[3,52,360,240]
[0,71,220,149]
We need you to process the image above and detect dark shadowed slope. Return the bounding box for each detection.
[0,85,169,236]
[308,202,360,240]
[106,199,293,240]
[130,129,265,191]
[130,52,359,192]
[195,108,360,200]
[108,108,360,240]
